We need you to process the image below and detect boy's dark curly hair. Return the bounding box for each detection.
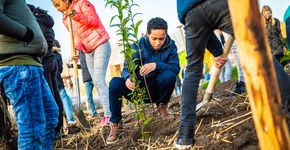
[147,17,168,34]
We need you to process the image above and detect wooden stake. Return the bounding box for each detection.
[227,0,290,149]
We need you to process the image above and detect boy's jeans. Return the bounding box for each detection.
[59,88,75,122]
[86,41,111,117]
[0,66,59,150]
[84,81,97,116]
[109,70,176,123]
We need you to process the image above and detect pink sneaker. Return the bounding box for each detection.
[98,117,110,127]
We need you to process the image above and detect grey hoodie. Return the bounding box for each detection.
[0,0,47,57]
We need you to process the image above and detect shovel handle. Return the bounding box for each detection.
[205,35,235,95]
[68,16,81,110]
[68,16,79,79]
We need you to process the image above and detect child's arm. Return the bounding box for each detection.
[0,2,31,42]
[71,1,101,27]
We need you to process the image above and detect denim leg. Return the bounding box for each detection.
[147,70,176,105]
[224,58,232,81]
[84,81,97,116]
[231,42,245,82]
[0,66,58,150]
[40,71,59,150]
[86,41,112,117]
[219,68,225,82]
[175,86,181,95]
[286,17,290,48]
[179,0,233,130]
[59,88,75,121]
[273,58,290,106]
[109,77,131,123]
[181,4,213,126]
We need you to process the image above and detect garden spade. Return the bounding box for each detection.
[196,35,235,111]
[68,16,90,130]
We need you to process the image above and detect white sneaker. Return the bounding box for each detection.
[68,120,76,125]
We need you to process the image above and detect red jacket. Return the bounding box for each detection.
[63,0,110,53]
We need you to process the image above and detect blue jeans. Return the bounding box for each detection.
[84,81,97,116]
[86,41,111,117]
[231,41,245,82]
[175,86,182,95]
[59,88,75,122]
[109,70,176,123]
[181,0,290,127]
[0,66,59,150]
[219,58,232,82]
[286,17,290,49]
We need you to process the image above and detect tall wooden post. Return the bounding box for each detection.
[227,0,290,149]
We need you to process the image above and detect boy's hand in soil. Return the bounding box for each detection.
[140,62,156,76]
[214,54,227,69]
[125,79,135,91]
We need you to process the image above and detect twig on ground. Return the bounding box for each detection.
[147,138,151,150]
[214,112,252,126]
[167,129,178,145]
[225,89,247,98]
[195,119,203,135]
[221,138,232,143]
[212,99,225,109]
[100,127,107,146]
[218,116,252,135]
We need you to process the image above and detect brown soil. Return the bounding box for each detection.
[2,80,290,149]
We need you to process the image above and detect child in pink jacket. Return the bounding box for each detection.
[52,0,112,126]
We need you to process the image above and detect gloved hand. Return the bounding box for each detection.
[21,27,34,45]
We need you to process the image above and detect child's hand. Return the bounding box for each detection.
[64,8,75,17]
[140,62,156,76]
[70,55,79,62]
[214,54,227,69]
[125,79,135,91]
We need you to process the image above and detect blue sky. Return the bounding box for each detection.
[26,0,288,61]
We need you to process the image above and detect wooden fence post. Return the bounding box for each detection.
[227,0,290,149]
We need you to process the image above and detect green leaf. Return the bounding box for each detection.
[122,17,130,26]
[143,118,152,126]
[110,23,121,28]
[109,15,119,25]
[281,50,290,62]
[130,3,140,9]
[133,13,142,19]
[135,20,142,28]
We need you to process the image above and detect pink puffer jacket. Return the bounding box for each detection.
[63,0,110,53]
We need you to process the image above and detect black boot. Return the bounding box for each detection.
[232,81,246,96]
[175,125,195,149]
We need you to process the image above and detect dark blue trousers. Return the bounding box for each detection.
[109,70,176,123]
[286,17,290,49]
[181,0,290,127]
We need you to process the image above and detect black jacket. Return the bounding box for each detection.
[54,51,65,90]
[28,4,56,64]
[121,35,180,80]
